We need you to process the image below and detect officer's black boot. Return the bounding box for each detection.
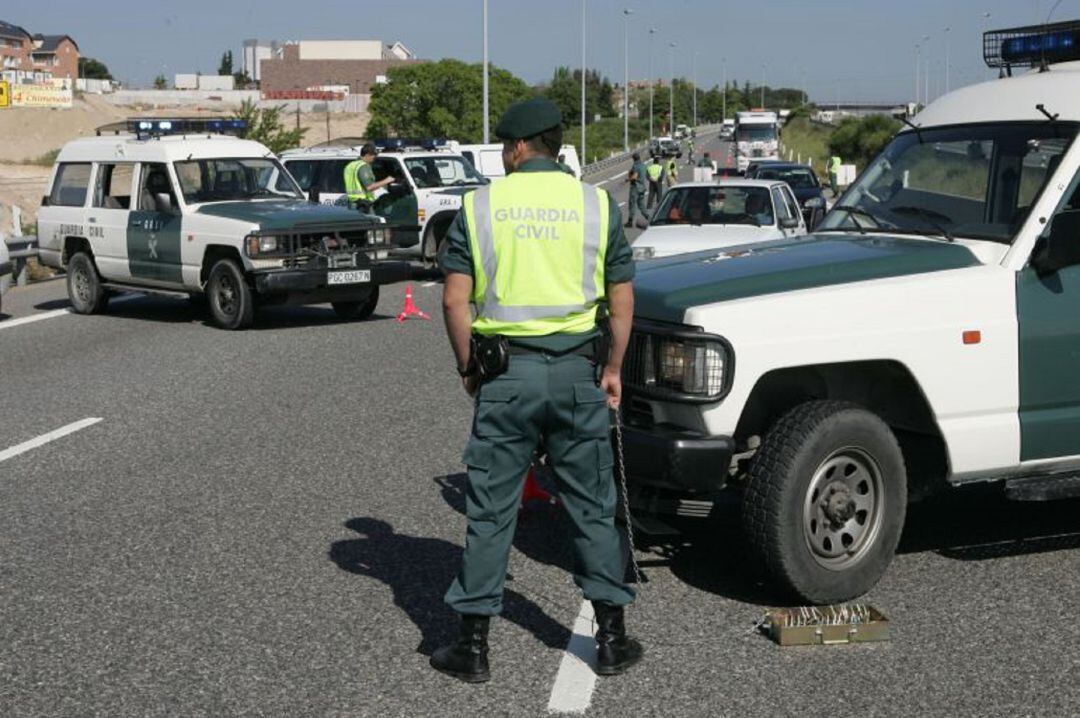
[429,614,491,683]
[592,601,644,676]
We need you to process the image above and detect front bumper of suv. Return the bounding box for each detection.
[252,260,411,304]
[621,422,735,495]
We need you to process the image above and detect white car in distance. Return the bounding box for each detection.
[632,180,808,260]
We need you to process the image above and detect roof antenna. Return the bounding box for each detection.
[1037,103,1059,122]
[1041,0,1066,71]
[900,116,924,143]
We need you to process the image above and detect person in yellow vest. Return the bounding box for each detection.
[665,154,678,187]
[436,98,641,683]
[343,143,395,212]
[646,156,664,208]
[828,154,842,199]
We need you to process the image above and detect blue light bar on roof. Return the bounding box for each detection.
[126,117,249,139]
[985,20,1080,68]
[371,138,448,152]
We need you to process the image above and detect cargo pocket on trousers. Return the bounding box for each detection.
[462,438,497,521]
[572,382,611,439]
[474,380,522,438]
[596,439,617,519]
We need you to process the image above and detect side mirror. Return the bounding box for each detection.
[387,183,412,198]
[154,193,174,214]
[1031,210,1080,276]
[781,216,800,229]
[308,187,321,204]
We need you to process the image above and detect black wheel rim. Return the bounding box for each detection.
[215,273,238,318]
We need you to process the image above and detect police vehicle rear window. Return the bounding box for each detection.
[50,163,92,207]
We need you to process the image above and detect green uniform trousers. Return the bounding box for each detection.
[445,351,636,615]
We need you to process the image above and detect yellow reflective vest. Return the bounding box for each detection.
[344,159,375,202]
[462,171,610,337]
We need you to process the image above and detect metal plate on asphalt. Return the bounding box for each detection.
[328,270,371,285]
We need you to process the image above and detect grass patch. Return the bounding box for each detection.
[565,118,652,165]
[23,148,60,167]
[779,118,832,176]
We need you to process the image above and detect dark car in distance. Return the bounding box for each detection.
[746,162,827,229]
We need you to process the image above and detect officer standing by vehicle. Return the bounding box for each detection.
[828,154,842,199]
[624,152,649,227]
[665,153,678,187]
[646,156,664,208]
[343,143,395,213]
[435,97,642,683]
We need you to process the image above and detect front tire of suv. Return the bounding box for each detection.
[741,400,907,604]
[67,251,108,314]
[332,286,379,321]
[207,258,254,330]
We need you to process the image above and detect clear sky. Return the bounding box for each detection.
[4,0,1075,102]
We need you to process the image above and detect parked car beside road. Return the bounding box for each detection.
[746,162,827,228]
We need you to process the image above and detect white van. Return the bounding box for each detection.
[449,143,582,181]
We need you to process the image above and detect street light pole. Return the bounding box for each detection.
[622,8,632,153]
[914,41,921,107]
[668,42,675,134]
[943,26,950,94]
[692,52,697,128]
[721,57,726,120]
[922,35,931,103]
[648,28,657,139]
[760,63,766,109]
[581,0,586,164]
[482,0,489,143]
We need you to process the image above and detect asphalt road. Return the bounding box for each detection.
[2,149,1080,716]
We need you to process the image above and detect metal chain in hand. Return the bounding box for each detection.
[612,407,643,586]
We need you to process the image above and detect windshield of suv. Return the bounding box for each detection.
[403,156,487,188]
[652,185,775,227]
[756,166,819,189]
[818,122,1078,243]
[173,158,303,203]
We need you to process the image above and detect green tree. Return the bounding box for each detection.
[232,71,253,90]
[232,99,307,154]
[153,74,168,90]
[366,59,533,142]
[78,57,112,80]
[218,51,234,77]
[828,115,901,167]
[539,67,617,126]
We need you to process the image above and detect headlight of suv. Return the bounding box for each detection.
[632,245,655,261]
[245,234,284,256]
[626,327,733,402]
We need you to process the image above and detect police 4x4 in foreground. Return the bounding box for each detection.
[623,21,1080,603]
[36,119,409,330]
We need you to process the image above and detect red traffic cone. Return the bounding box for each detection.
[396,284,431,323]
[520,467,559,510]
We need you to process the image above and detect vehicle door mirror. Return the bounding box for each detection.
[387,183,412,198]
[780,215,800,229]
[308,187,321,204]
[154,193,175,214]
[1031,210,1080,276]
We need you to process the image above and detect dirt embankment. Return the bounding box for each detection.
[0,96,370,228]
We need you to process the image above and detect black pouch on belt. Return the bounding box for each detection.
[471,334,510,381]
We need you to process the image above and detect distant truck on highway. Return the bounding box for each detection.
[720,119,735,140]
[734,111,780,173]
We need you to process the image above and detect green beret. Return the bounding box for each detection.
[495,98,563,140]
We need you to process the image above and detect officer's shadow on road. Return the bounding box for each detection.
[328,517,571,655]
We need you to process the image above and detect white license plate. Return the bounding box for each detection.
[328,270,371,285]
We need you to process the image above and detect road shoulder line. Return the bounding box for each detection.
[547,600,597,715]
[0,418,103,464]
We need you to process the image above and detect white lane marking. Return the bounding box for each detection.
[421,281,439,287]
[597,172,627,186]
[0,308,70,331]
[547,600,597,715]
[0,418,103,464]
[618,202,627,207]
[0,293,149,331]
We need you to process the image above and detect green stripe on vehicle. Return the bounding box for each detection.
[633,234,981,323]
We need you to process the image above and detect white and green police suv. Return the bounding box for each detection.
[279,139,489,264]
[622,21,1080,603]
[36,119,408,329]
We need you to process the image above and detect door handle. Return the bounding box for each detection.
[88,217,97,224]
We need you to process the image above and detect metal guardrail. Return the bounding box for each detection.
[581,124,723,179]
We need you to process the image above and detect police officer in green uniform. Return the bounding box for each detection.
[343,143,394,212]
[434,97,642,683]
